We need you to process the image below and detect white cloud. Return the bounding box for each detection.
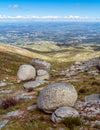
[0,15,61,19]
[0,14,100,21]
[9,4,19,9]
[64,15,89,20]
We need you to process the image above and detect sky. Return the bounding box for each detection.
[0,0,100,21]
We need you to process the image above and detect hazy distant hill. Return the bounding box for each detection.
[0,22,100,45]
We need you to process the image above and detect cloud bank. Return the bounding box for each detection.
[0,15,99,21]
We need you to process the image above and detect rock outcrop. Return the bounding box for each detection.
[75,101,100,119]
[75,94,100,120]
[60,57,100,77]
[30,58,51,71]
[17,58,51,82]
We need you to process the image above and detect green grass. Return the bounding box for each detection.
[0,51,31,80]
[63,117,83,130]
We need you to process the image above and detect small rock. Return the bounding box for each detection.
[51,106,79,123]
[36,69,50,80]
[2,79,6,82]
[88,70,99,75]
[85,94,100,102]
[0,90,12,94]
[14,91,33,100]
[37,69,48,76]
[0,82,7,87]
[6,110,24,118]
[0,120,9,129]
[27,104,37,111]
[36,74,50,80]
[91,120,100,127]
[6,77,9,80]
[58,128,65,130]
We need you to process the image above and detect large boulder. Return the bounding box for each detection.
[30,58,51,71]
[36,69,50,80]
[17,64,36,82]
[51,106,79,123]
[37,82,78,113]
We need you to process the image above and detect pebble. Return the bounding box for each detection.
[0,120,9,129]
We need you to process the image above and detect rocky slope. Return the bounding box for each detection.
[0,43,100,130]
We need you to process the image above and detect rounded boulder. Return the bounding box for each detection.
[37,82,78,113]
[17,64,36,82]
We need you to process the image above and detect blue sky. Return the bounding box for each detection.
[0,0,100,21]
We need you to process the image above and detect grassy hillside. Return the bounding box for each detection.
[0,43,50,80]
[24,43,100,62]
[0,43,100,79]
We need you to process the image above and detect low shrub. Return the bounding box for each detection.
[1,97,17,109]
[91,81,100,86]
[63,117,83,130]
[79,88,87,94]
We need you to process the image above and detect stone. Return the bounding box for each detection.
[65,57,100,77]
[75,101,100,119]
[6,110,24,118]
[37,82,78,113]
[0,90,12,94]
[0,120,9,129]
[17,64,36,82]
[0,82,7,87]
[13,91,33,100]
[23,80,46,89]
[27,104,37,111]
[36,74,50,80]
[85,94,100,102]
[51,106,79,123]
[88,70,99,75]
[36,70,50,80]
[91,120,100,127]
[30,58,51,71]
[37,69,48,76]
